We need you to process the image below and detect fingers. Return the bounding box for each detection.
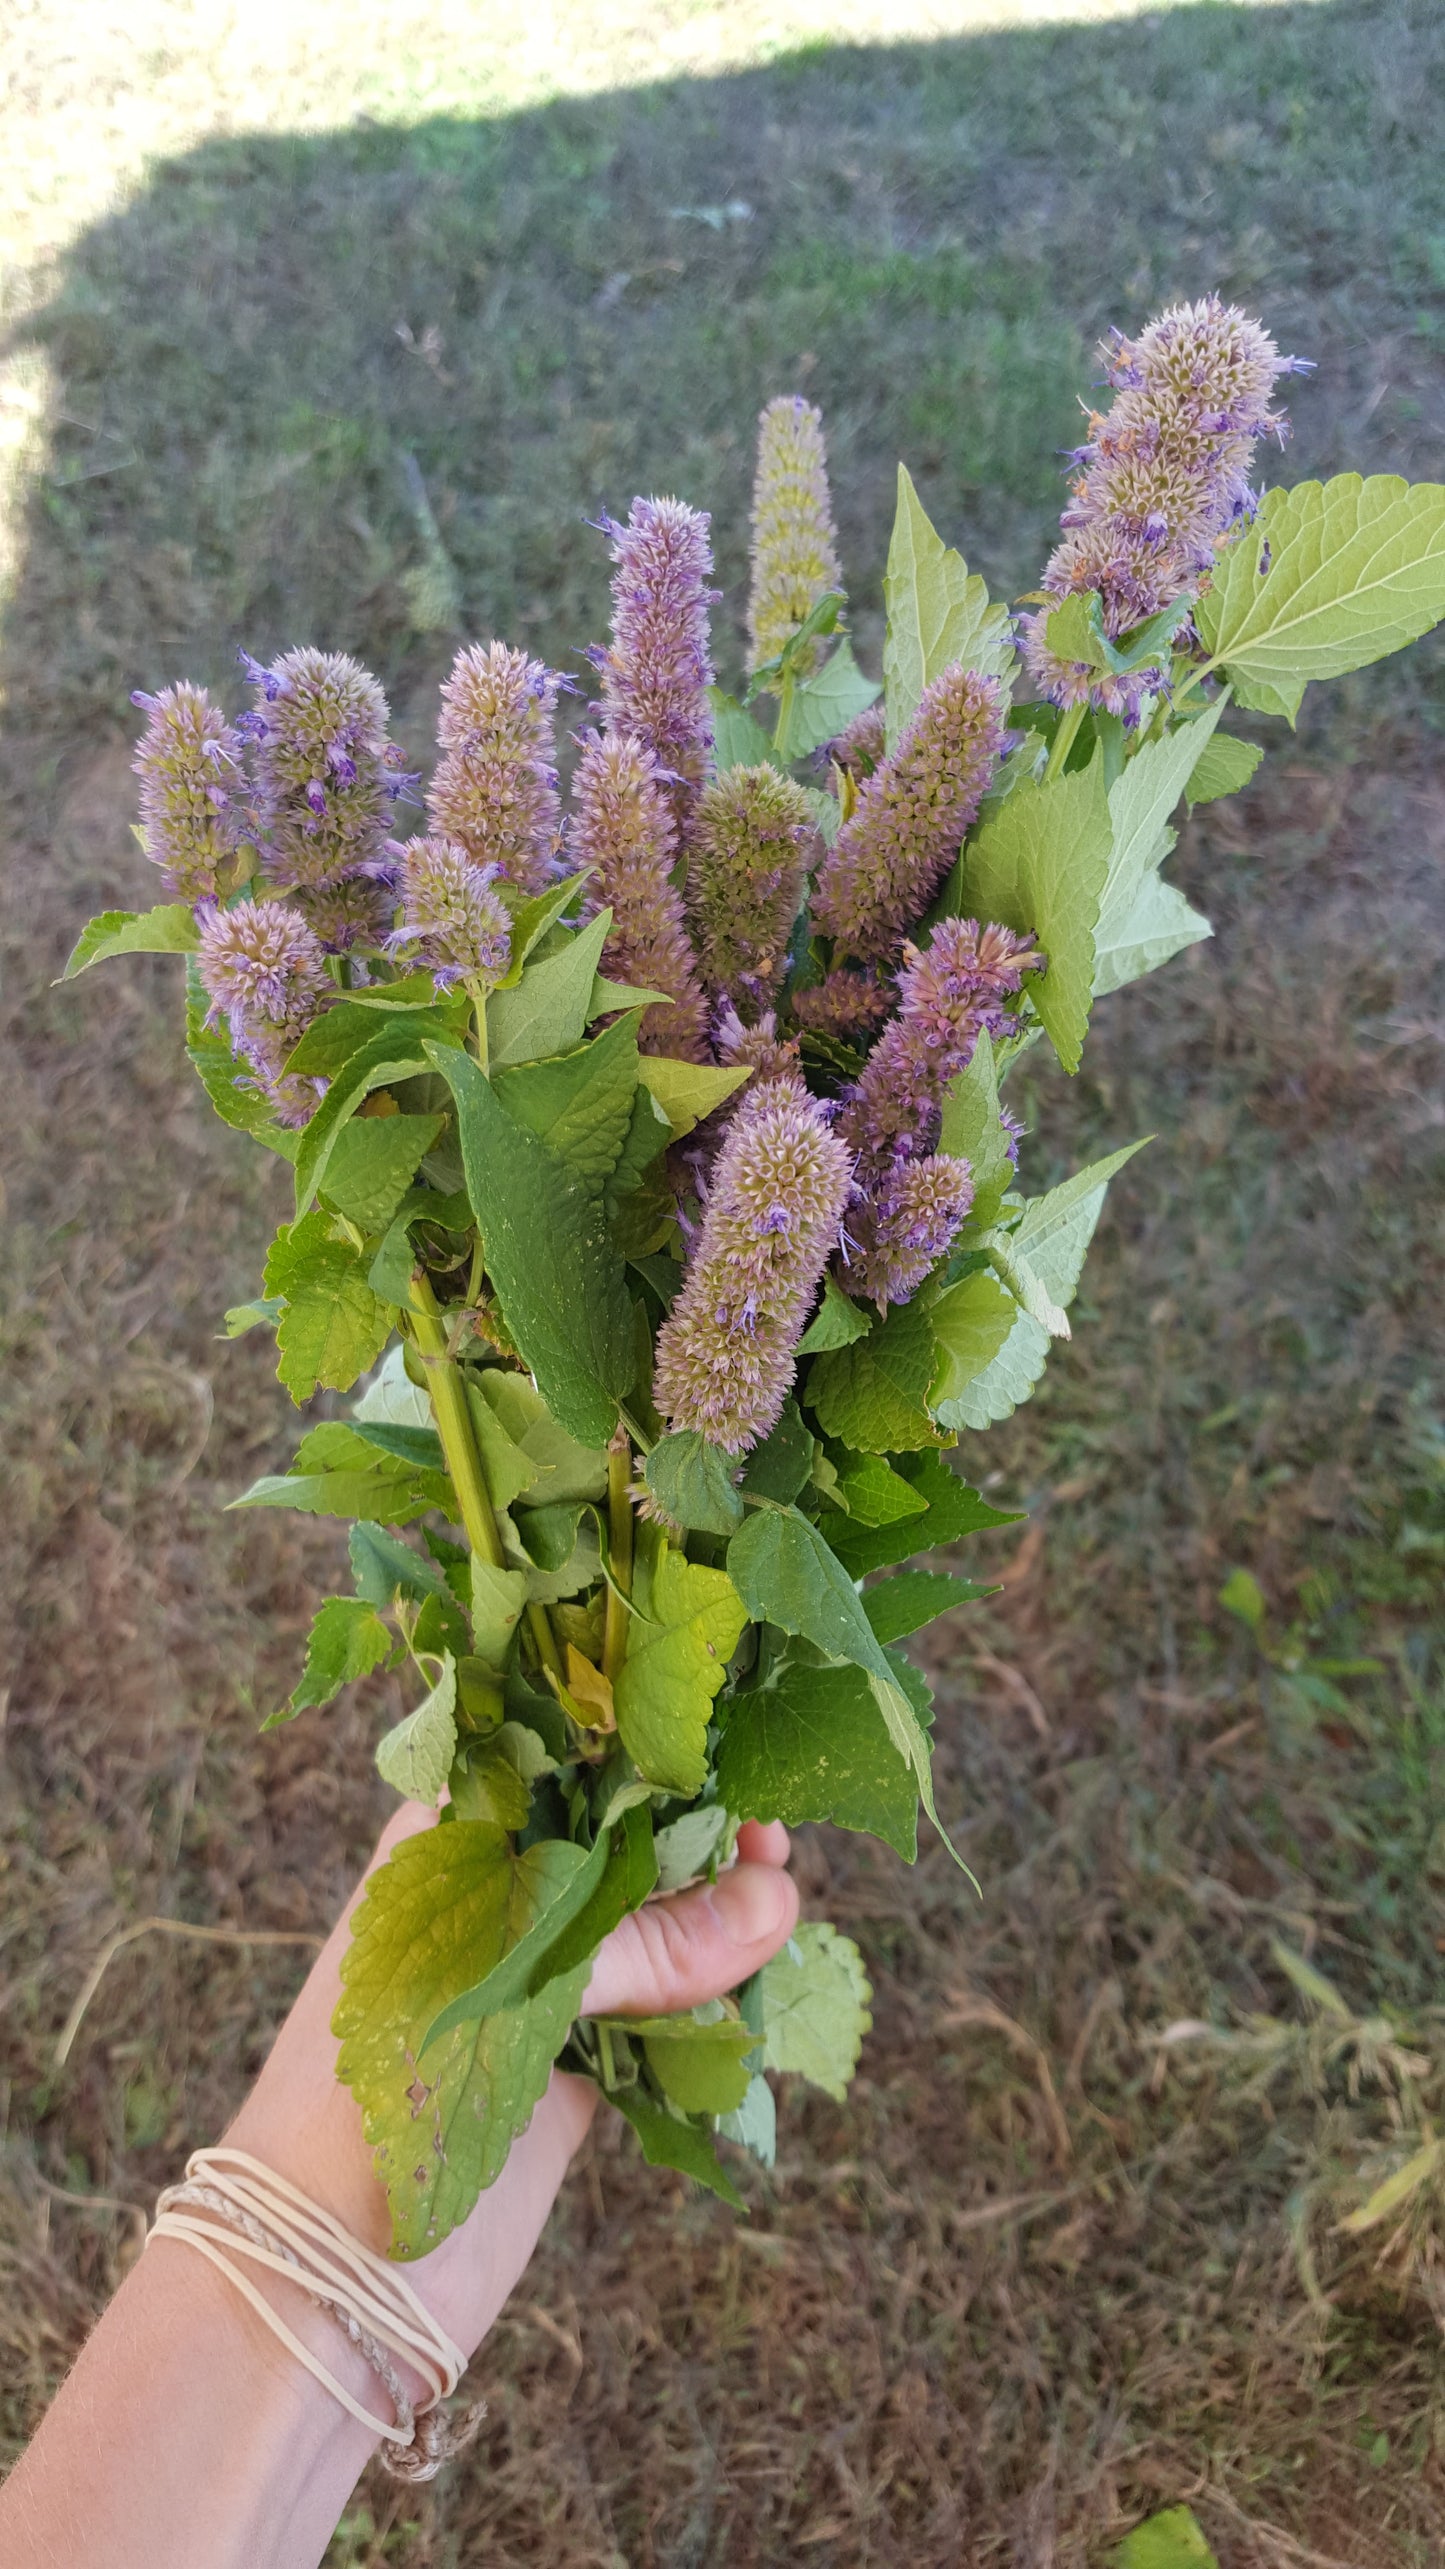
[583,1857,800,2020]
[735,1818,790,1869]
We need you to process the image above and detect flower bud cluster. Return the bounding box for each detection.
[838,918,1042,1304]
[570,730,709,1061]
[131,683,248,903]
[388,835,512,988]
[654,1076,853,1454]
[244,647,398,893]
[813,664,1007,969]
[688,764,814,1019]
[196,896,331,1126]
[427,642,562,898]
[747,395,843,677]
[1022,295,1308,718]
[594,497,716,848]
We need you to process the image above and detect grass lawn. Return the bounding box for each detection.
[2,1,1444,2560]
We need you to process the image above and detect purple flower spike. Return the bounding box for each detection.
[196,896,331,1126]
[247,647,393,891]
[427,642,562,898]
[813,663,1007,971]
[569,729,710,1062]
[654,1076,853,1455]
[295,871,397,955]
[1022,296,1306,715]
[131,682,248,904]
[387,835,512,990]
[747,395,843,677]
[596,496,716,850]
[838,918,1042,1305]
[688,763,815,1018]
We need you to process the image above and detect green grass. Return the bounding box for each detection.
[3,1,1445,2561]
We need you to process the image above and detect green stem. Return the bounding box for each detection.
[1044,701,1085,781]
[772,670,796,762]
[602,1427,634,1684]
[527,1601,565,1683]
[595,2021,616,2091]
[406,1272,505,1571]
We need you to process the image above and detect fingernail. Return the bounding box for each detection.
[708,1862,793,1947]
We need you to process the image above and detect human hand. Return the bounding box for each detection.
[225,1803,799,2370]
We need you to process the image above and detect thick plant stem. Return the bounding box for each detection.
[406,1272,506,1571]
[1044,700,1086,781]
[602,1427,634,1683]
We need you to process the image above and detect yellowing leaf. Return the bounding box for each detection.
[335,1821,590,2256]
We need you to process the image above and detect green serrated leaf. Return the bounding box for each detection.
[541,1800,659,1982]
[497,868,592,982]
[486,911,612,1066]
[707,685,784,773]
[759,1920,872,2102]
[349,1522,450,1610]
[1042,592,1111,671]
[807,1297,942,1453]
[607,2081,743,2206]
[61,901,199,980]
[883,464,1017,743]
[1183,730,1265,806]
[635,1054,751,1139]
[1196,472,1445,691]
[634,2014,755,2115]
[286,998,462,1079]
[717,1657,919,1859]
[718,2073,776,2167]
[262,1214,395,1404]
[1007,1138,1148,1310]
[937,1027,1013,1232]
[929,1266,1021,1410]
[738,1399,814,1505]
[375,1651,457,1805]
[614,1541,748,1794]
[1092,709,1222,999]
[1112,2505,1220,2569]
[726,1507,944,1851]
[335,1822,591,2254]
[961,755,1112,1073]
[223,1296,284,1338]
[644,1432,744,1537]
[230,1419,453,1524]
[933,1303,1049,1431]
[493,1010,640,1202]
[828,1451,928,1528]
[184,961,298,1156]
[293,1027,453,1216]
[796,1272,873,1355]
[320,1114,445,1230]
[862,1569,989,1644]
[470,1555,532,1665]
[422,1825,614,2044]
[279,1597,393,1724]
[826,1450,1019,1577]
[426,1042,634,1447]
[774,637,880,764]
[471,1372,610,1505]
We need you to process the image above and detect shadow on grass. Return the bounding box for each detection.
[2,6,1445,2565]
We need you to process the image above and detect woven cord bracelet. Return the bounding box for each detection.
[148,2147,484,2483]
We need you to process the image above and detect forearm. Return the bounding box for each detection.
[0,2238,377,2569]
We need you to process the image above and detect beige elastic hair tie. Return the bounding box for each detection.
[148,2146,483,2482]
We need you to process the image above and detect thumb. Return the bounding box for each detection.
[583,1858,800,2020]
